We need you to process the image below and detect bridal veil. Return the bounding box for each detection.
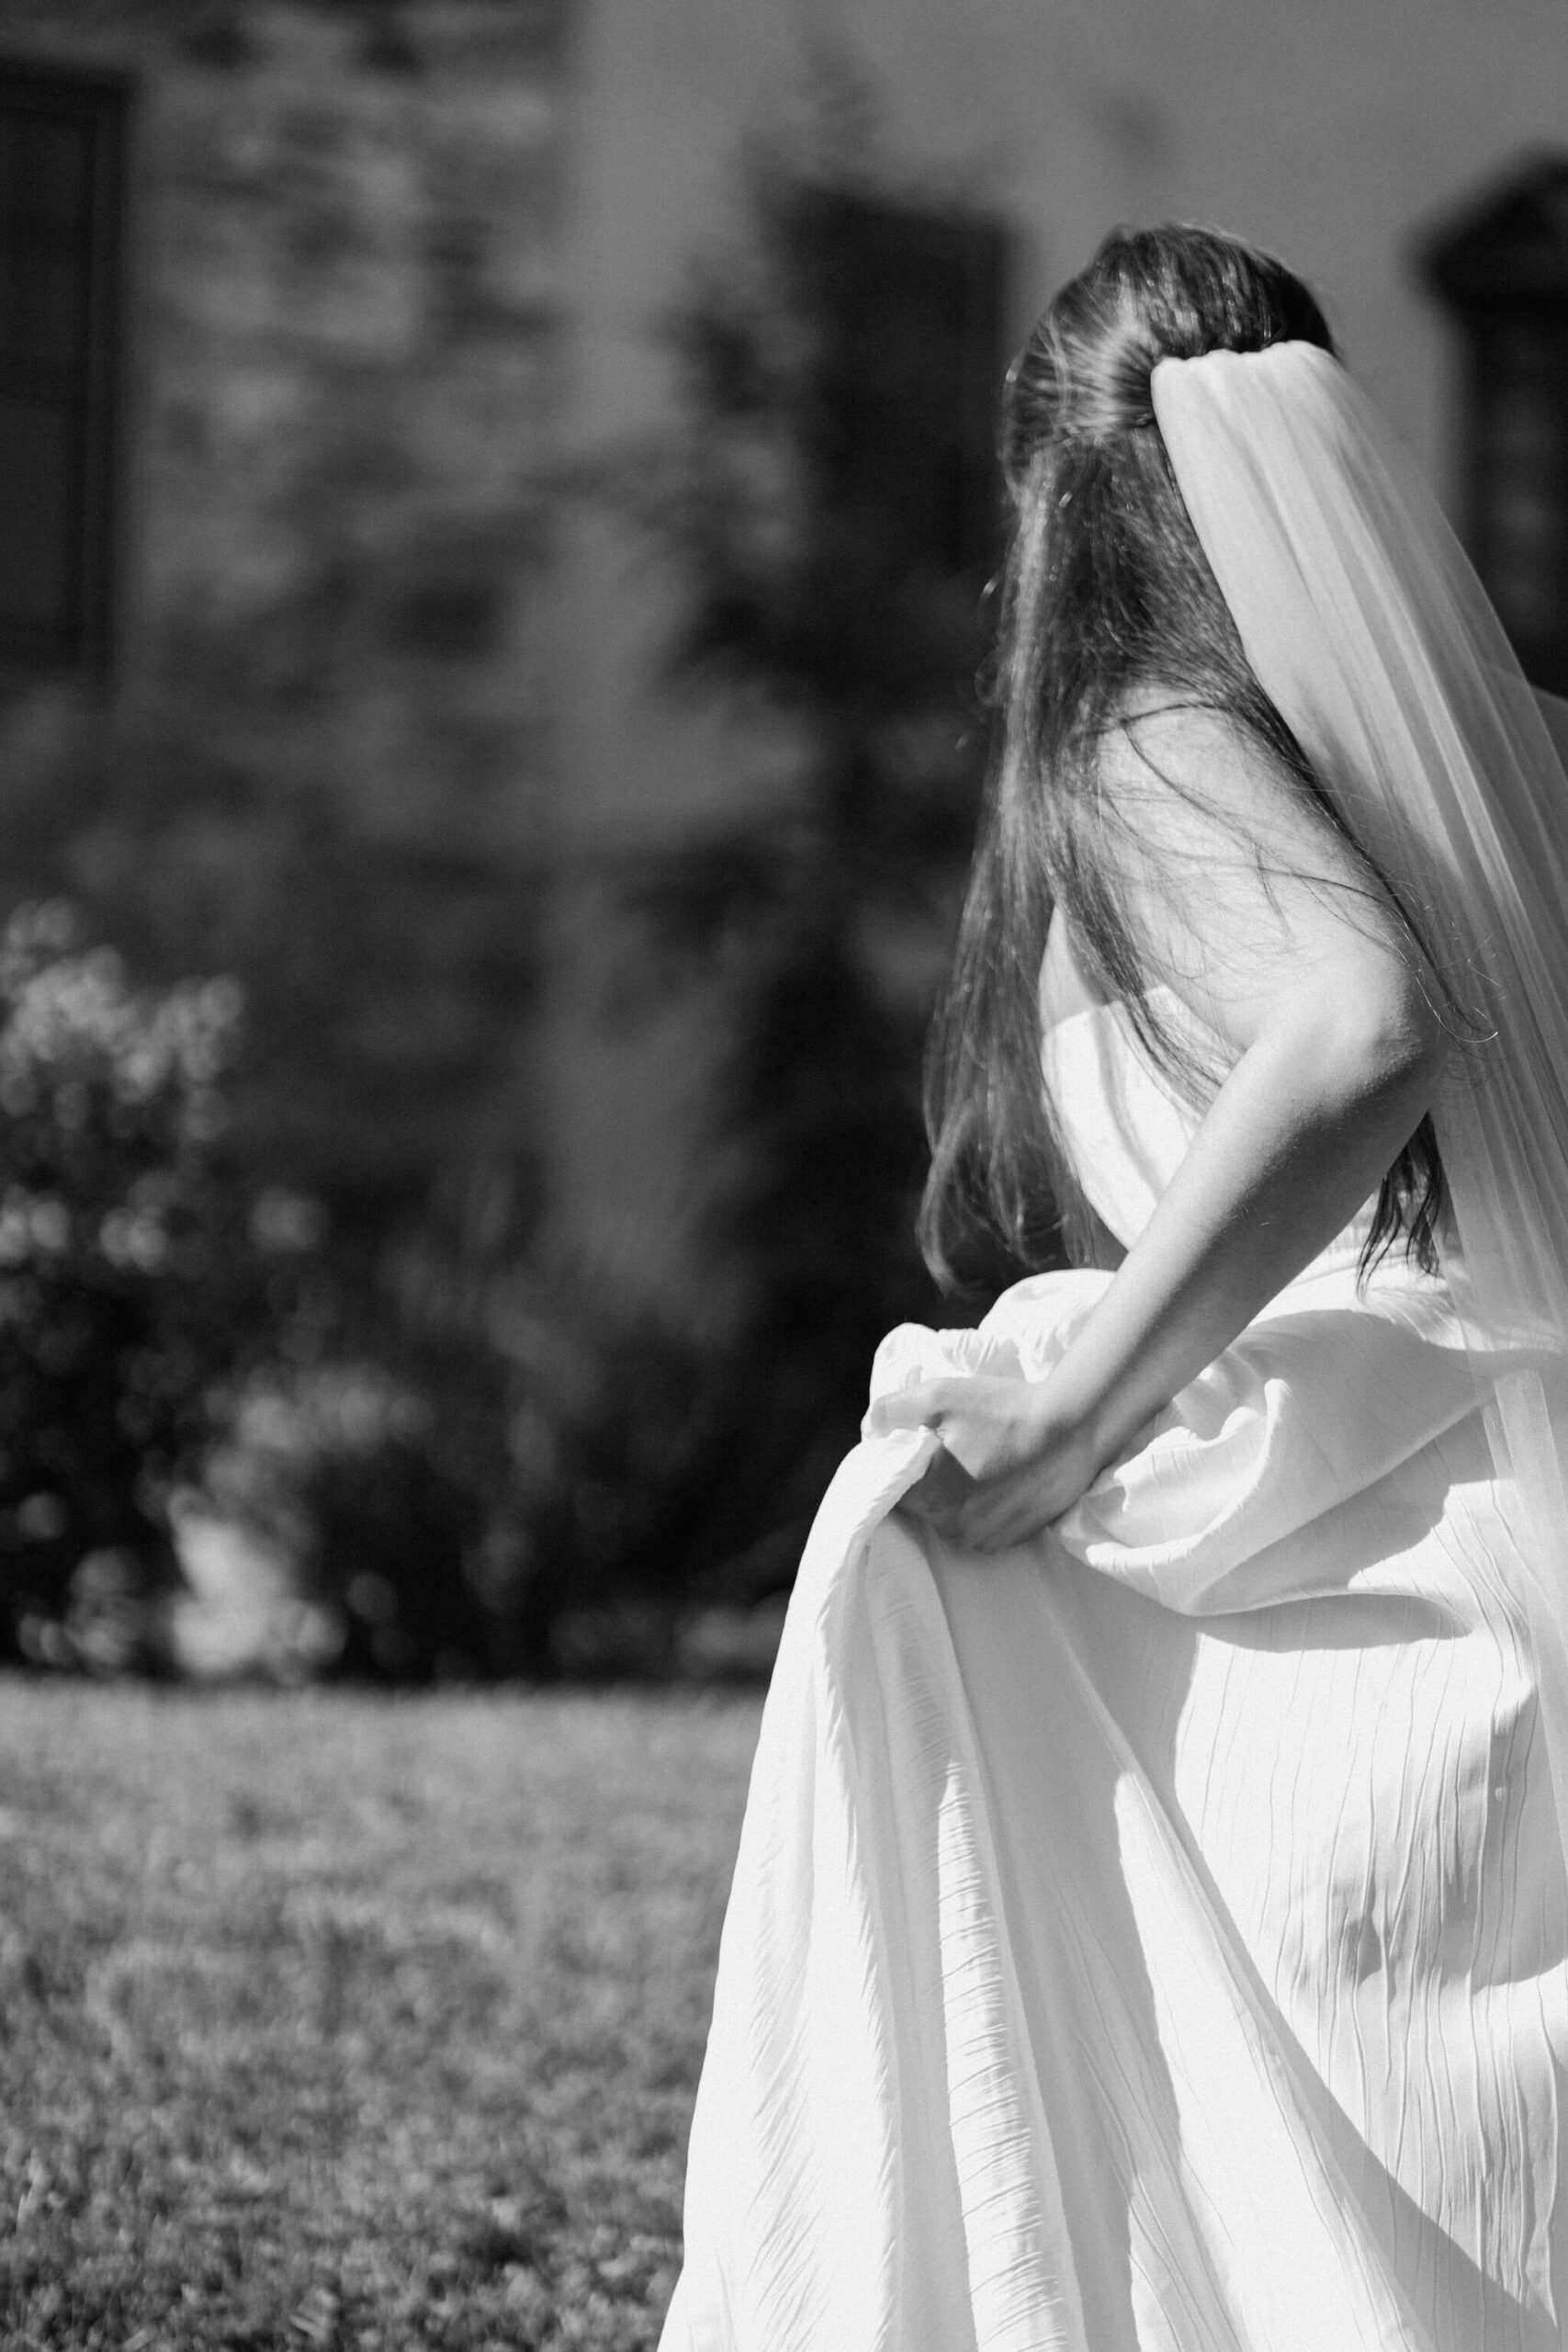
[1152,340,1568,1875]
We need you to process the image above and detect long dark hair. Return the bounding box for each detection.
[919,222,1449,1287]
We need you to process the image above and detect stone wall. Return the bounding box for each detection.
[0,2,585,1244]
[4,0,573,847]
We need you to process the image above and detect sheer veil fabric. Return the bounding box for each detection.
[1151,341,1568,1887]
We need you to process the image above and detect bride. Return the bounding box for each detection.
[659,226,1568,2351]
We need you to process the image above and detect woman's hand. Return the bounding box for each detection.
[868,1377,1103,1552]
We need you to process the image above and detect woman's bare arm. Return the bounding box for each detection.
[875,705,1448,1548]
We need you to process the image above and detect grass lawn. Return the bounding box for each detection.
[0,1676,762,2350]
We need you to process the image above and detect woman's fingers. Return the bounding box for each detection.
[898,1428,1075,1549]
[874,1387,1035,1488]
[869,1379,963,1435]
[953,1461,1063,1552]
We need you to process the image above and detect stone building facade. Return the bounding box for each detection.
[1,0,1566,1311]
[1,0,570,845]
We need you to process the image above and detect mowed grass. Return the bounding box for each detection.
[0,1676,763,2350]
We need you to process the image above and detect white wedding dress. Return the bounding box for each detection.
[660,986,1568,2352]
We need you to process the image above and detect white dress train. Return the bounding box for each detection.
[660,994,1568,2352]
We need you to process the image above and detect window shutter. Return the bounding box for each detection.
[796,189,1010,587]
[1420,156,1568,694]
[0,61,127,681]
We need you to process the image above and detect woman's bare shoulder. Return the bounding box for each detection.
[1092,689,1432,1052]
[1097,694,1296,834]
[1039,908,1109,1029]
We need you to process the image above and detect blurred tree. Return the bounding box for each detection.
[610,136,1015,1598]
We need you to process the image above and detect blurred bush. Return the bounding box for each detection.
[0,684,538,1258]
[0,891,718,1684]
[0,712,721,1682]
[203,1261,715,1683]
[0,901,303,1671]
[0,684,549,1680]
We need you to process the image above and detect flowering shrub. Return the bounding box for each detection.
[0,904,724,1685]
[0,903,299,1670]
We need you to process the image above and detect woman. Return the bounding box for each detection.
[660,228,1568,2351]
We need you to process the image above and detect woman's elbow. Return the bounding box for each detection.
[1330,960,1448,1105]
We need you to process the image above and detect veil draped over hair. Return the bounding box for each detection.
[1153,341,1568,1870]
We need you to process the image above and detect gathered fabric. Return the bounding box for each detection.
[660,994,1568,2352]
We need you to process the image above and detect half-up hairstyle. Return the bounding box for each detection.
[919,222,1450,1288]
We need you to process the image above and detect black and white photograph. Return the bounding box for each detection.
[1,4,1567,2348]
